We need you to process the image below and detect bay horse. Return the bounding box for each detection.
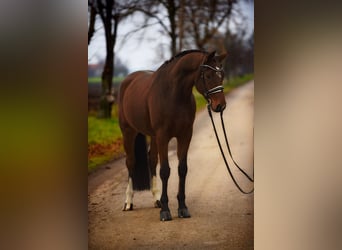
[118,50,227,221]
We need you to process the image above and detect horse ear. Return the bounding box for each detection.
[215,53,228,63]
[206,50,216,61]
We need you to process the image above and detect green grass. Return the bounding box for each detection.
[88,116,122,145]
[88,106,123,172]
[88,74,254,172]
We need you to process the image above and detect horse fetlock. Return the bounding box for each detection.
[154,200,162,208]
[160,195,169,205]
[152,188,161,206]
[151,188,161,201]
[177,193,186,202]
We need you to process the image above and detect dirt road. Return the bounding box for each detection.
[88,81,254,249]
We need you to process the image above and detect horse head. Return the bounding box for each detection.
[196,51,227,113]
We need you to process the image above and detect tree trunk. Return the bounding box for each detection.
[178,0,185,52]
[98,12,118,118]
[99,41,114,118]
[99,52,114,118]
[88,6,97,45]
[167,0,177,56]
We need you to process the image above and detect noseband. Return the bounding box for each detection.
[200,64,224,99]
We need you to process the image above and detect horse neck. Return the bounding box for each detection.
[169,53,206,98]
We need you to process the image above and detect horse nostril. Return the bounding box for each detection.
[214,104,226,112]
[215,104,222,112]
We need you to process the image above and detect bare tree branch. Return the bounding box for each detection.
[88,3,97,45]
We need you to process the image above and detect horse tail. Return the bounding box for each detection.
[132,133,151,191]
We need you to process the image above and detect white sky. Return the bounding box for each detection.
[88,1,254,73]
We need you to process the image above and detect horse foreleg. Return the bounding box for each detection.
[160,161,171,221]
[176,134,192,218]
[149,136,161,208]
[157,136,172,221]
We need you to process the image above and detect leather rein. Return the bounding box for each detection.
[200,64,254,194]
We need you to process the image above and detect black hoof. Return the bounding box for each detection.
[122,203,133,211]
[178,207,191,218]
[160,210,172,221]
[154,200,162,208]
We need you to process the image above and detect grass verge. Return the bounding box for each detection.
[88,108,124,172]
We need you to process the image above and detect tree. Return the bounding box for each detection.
[88,3,97,45]
[223,28,253,79]
[133,0,180,57]
[184,0,236,50]
[89,0,140,118]
[137,0,237,56]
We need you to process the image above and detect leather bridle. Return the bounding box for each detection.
[200,64,224,100]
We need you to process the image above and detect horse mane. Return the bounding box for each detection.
[158,49,207,69]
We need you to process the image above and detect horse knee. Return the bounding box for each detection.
[160,164,170,180]
[178,160,188,178]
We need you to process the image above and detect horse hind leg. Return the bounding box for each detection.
[124,177,133,211]
[123,160,134,211]
[149,136,161,208]
[122,129,136,211]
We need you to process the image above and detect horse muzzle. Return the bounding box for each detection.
[207,93,226,113]
[205,85,226,112]
[214,103,226,112]
[207,98,226,113]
